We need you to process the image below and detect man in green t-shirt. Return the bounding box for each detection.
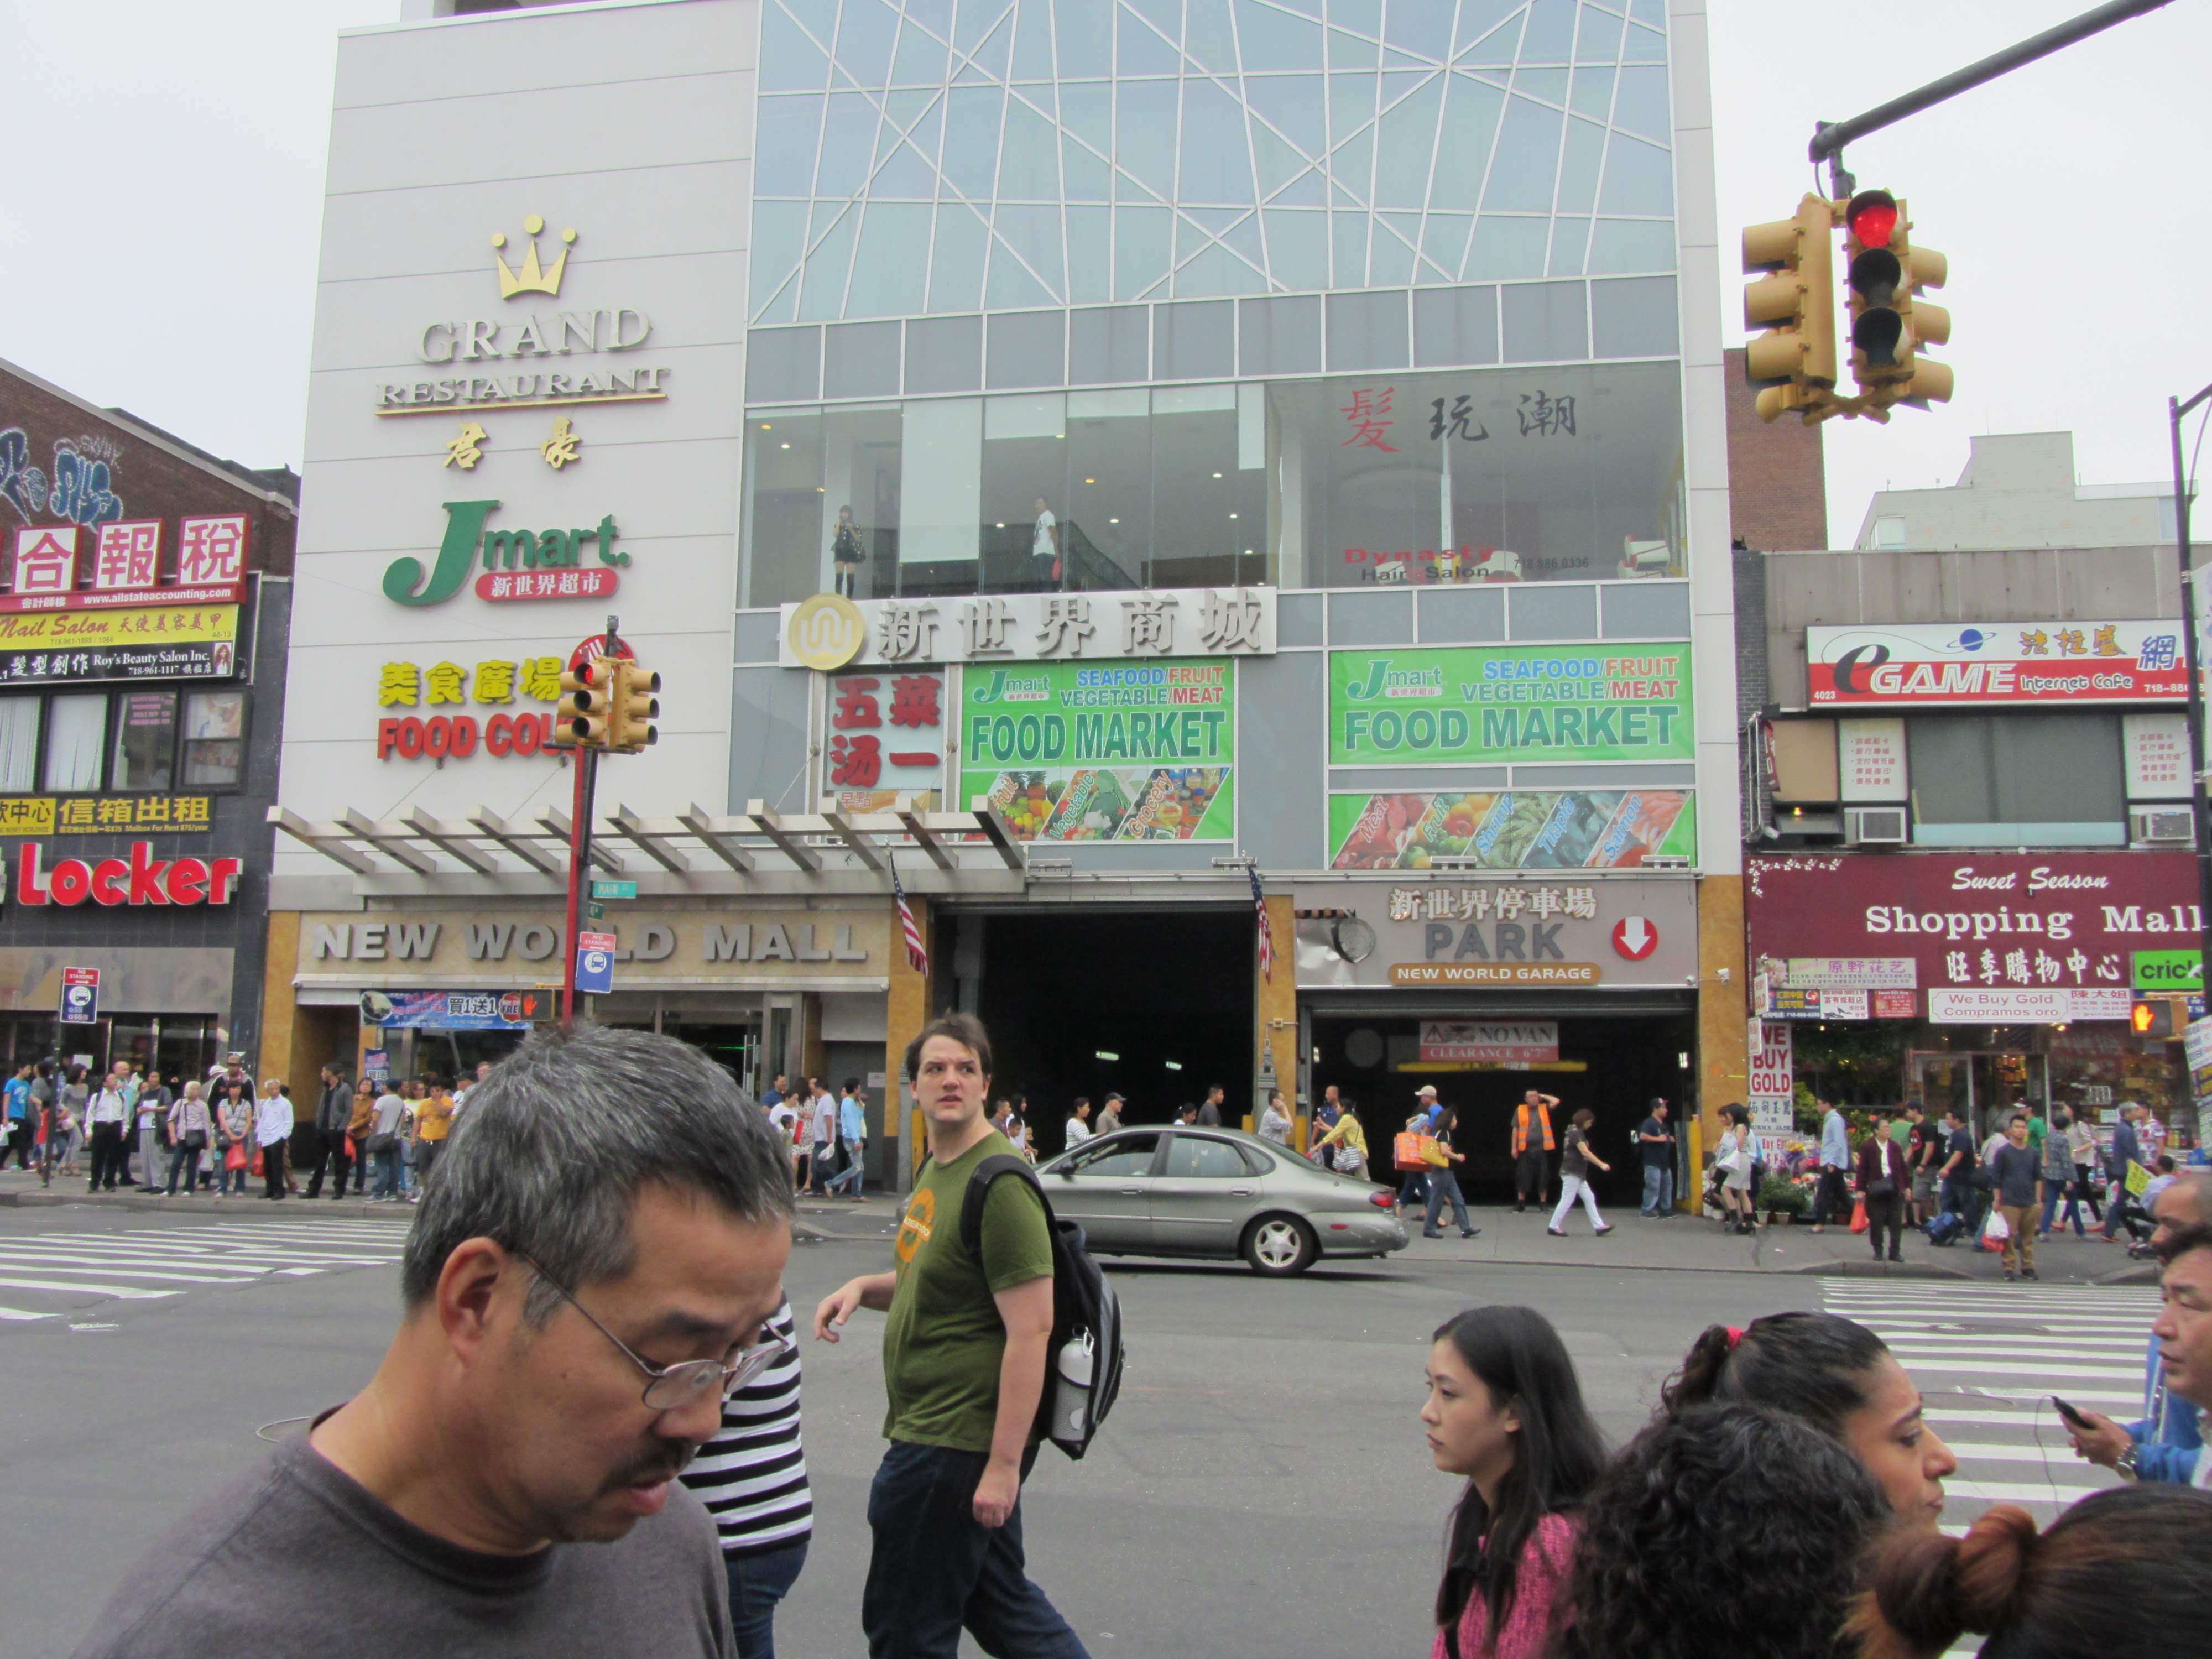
[815,1013,1086,1659]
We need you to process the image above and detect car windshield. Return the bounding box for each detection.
[1162,1135,1249,1179]
[1062,1133,1160,1178]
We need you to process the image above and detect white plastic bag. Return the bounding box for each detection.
[1983,1208,2011,1244]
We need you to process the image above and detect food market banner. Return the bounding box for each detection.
[1746,852,2201,1019]
[1329,789,1694,870]
[1328,644,1691,764]
[1806,621,2184,707]
[960,659,1233,842]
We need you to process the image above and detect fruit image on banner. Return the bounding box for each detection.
[961,659,1234,842]
[1328,790,1694,870]
[1329,644,1692,765]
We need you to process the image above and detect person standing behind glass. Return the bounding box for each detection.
[831,504,864,598]
[1031,495,1060,589]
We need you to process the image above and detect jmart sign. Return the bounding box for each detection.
[382,500,630,608]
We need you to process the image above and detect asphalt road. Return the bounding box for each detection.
[0,1206,1830,1658]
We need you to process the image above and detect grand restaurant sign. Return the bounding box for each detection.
[1746,853,2200,1019]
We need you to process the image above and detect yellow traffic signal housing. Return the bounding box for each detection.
[607,661,661,754]
[552,658,613,750]
[1843,191,1952,411]
[1742,194,1839,423]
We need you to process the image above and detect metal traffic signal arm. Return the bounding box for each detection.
[554,618,661,1026]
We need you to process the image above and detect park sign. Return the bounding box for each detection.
[382,500,630,608]
[1328,644,1692,765]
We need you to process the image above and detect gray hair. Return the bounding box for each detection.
[398,1023,794,1322]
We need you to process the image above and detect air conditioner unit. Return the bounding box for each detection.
[2131,807,2195,846]
[1845,807,1908,846]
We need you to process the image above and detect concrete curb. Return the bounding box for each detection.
[1783,1258,1974,1281]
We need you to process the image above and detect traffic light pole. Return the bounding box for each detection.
[2171,390,2212,1024]
[1808,0,2172,196]
[561,616,620,1030]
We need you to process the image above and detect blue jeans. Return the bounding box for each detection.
[1423,1170,1471,1234]
[1641,1163,1674,1214]
[374,1146,404,1197]
[2041,1180,2085,1237]
[863,1441,1088,1659]
[726,1538,808,1659]
[826,1143,865,1197]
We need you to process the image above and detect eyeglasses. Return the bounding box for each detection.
[517,1255,794,1412]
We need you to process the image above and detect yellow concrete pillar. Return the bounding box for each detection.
[1696,874,1749,1172]
[886,892,932,1189]
[257,913,304,1085]
[1255,893,1298,1117]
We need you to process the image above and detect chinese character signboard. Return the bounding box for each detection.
[1329,790,1694,870]
[1747,853,2203,1020]
[780,586,1276,669]
[1290,877,1697,990]
[960,659,1234,841]
[0,795,213,836]
[1329,645,1693,764]
[2122,713,2190,799]
[1838,719,1907,801]
[371,652,570,763]
[822,667,945,811]
[0,605,239,683]
[1807,621,2185,707]
[2,518,248,614]
[361,989,550,1030]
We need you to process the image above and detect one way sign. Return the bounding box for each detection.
[1611,917,1659,961]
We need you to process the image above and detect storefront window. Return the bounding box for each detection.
[112,691,178,792]
[181,690,247,788]
[1907,712,2125,846]
[741,361,1680,598]
[43,693,106,792]
[0,698,35,791]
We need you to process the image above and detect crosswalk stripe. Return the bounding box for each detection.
[0,1217,407,1316]
[0,1275,177,1299]
[0,1305,53,1321]
[1897,1359,2143,1381]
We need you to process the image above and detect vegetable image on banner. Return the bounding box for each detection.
[1329,790,1695,870]
[1329,644,1692,765]
[960,659,1234,842]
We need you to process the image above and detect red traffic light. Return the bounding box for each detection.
[1846,190,1898,249]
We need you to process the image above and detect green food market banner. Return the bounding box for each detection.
[1329,790,1697,870]
[1328,644,1693,764]
[961,659,1234,842]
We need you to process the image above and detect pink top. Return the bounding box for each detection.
[1429,1512,1580,1659]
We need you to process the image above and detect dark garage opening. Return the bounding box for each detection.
[1309,1000,1695,1208]
[959,907,1254,1160]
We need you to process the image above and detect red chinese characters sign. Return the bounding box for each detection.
[1746,852,2201,1018]
[822,668,944,810]
[4,518,248,614]
[1806,621,2185,706]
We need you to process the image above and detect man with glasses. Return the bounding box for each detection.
[75,1024,795,1658]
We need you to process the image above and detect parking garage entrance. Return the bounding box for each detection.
[1306,992,1697,1207]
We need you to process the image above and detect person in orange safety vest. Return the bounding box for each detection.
[1511,1091,1558,1212]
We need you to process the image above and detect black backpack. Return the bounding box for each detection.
[957,1153,1126,1460]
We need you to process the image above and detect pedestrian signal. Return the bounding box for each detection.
[1742,194,1838,423]
[2131,997,2180,1038]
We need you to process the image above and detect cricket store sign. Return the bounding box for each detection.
[962,660,1234,842]
[1330,645,1692,765]
[1290,877,1696,989]
[1418,1020,1559,1064]
[380,501,629,608]
[8,841,243,907]
[782,587,1276,669]
[1331,789,1694,870]
[1806,622,2184,707]
[1747,853,2203,1018]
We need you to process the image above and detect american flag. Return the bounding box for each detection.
[1248,863,1274,982]
[893,864,930,975]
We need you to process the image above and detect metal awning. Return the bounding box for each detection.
[270,794,1024,891]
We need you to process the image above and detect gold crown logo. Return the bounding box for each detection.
[491,215,576,299]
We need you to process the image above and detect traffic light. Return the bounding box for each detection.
[2131,997,2182,1038]
[1742,194,1838,423]
[1842,190,1952,411]
[552,658,613,750]
[606,660,661,754]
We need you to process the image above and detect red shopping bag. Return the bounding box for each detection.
[251,1146,265,1178]
[223,1141,248,1172]
[1849,1198,1869,1234]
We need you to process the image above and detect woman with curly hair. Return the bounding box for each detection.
[1548,1404,1892,1659]
[1421,1307,1607,1659]
[1660,1311,1957,1525]
[1850,1486,2212,1658]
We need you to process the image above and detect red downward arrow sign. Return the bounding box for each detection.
[1613,917,1658,960]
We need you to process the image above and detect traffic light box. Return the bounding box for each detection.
[1743,194,1839,423]
[1842,190,1952,413]
[552,658,613,750]
[607,660,661,754]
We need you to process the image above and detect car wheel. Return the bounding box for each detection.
[1242,1213,1317,1276]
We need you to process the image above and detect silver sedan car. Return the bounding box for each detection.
[1034,1126,1408,1275]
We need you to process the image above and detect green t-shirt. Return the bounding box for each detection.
[881,1130,1056,1453]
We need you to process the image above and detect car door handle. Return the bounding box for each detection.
[1229,1187,1253,1196]
[1120,1187,1142,1196]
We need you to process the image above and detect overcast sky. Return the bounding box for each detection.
[6,0,2206,547]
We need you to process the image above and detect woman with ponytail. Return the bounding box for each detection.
[1420,1307,1608,1659]
[1659,1311,1957,1525]
[1851,1486,2212,1658]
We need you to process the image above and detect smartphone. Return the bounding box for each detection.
[2051,1395,2093,1429]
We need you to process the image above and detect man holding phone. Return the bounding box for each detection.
[2062,1173,2207,1483]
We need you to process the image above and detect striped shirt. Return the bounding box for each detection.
[680,1295,811,1556]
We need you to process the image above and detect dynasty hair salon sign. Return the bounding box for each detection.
[1746,852,2199,1017]
[1806,621,2185,706]
[11,841,244,907]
